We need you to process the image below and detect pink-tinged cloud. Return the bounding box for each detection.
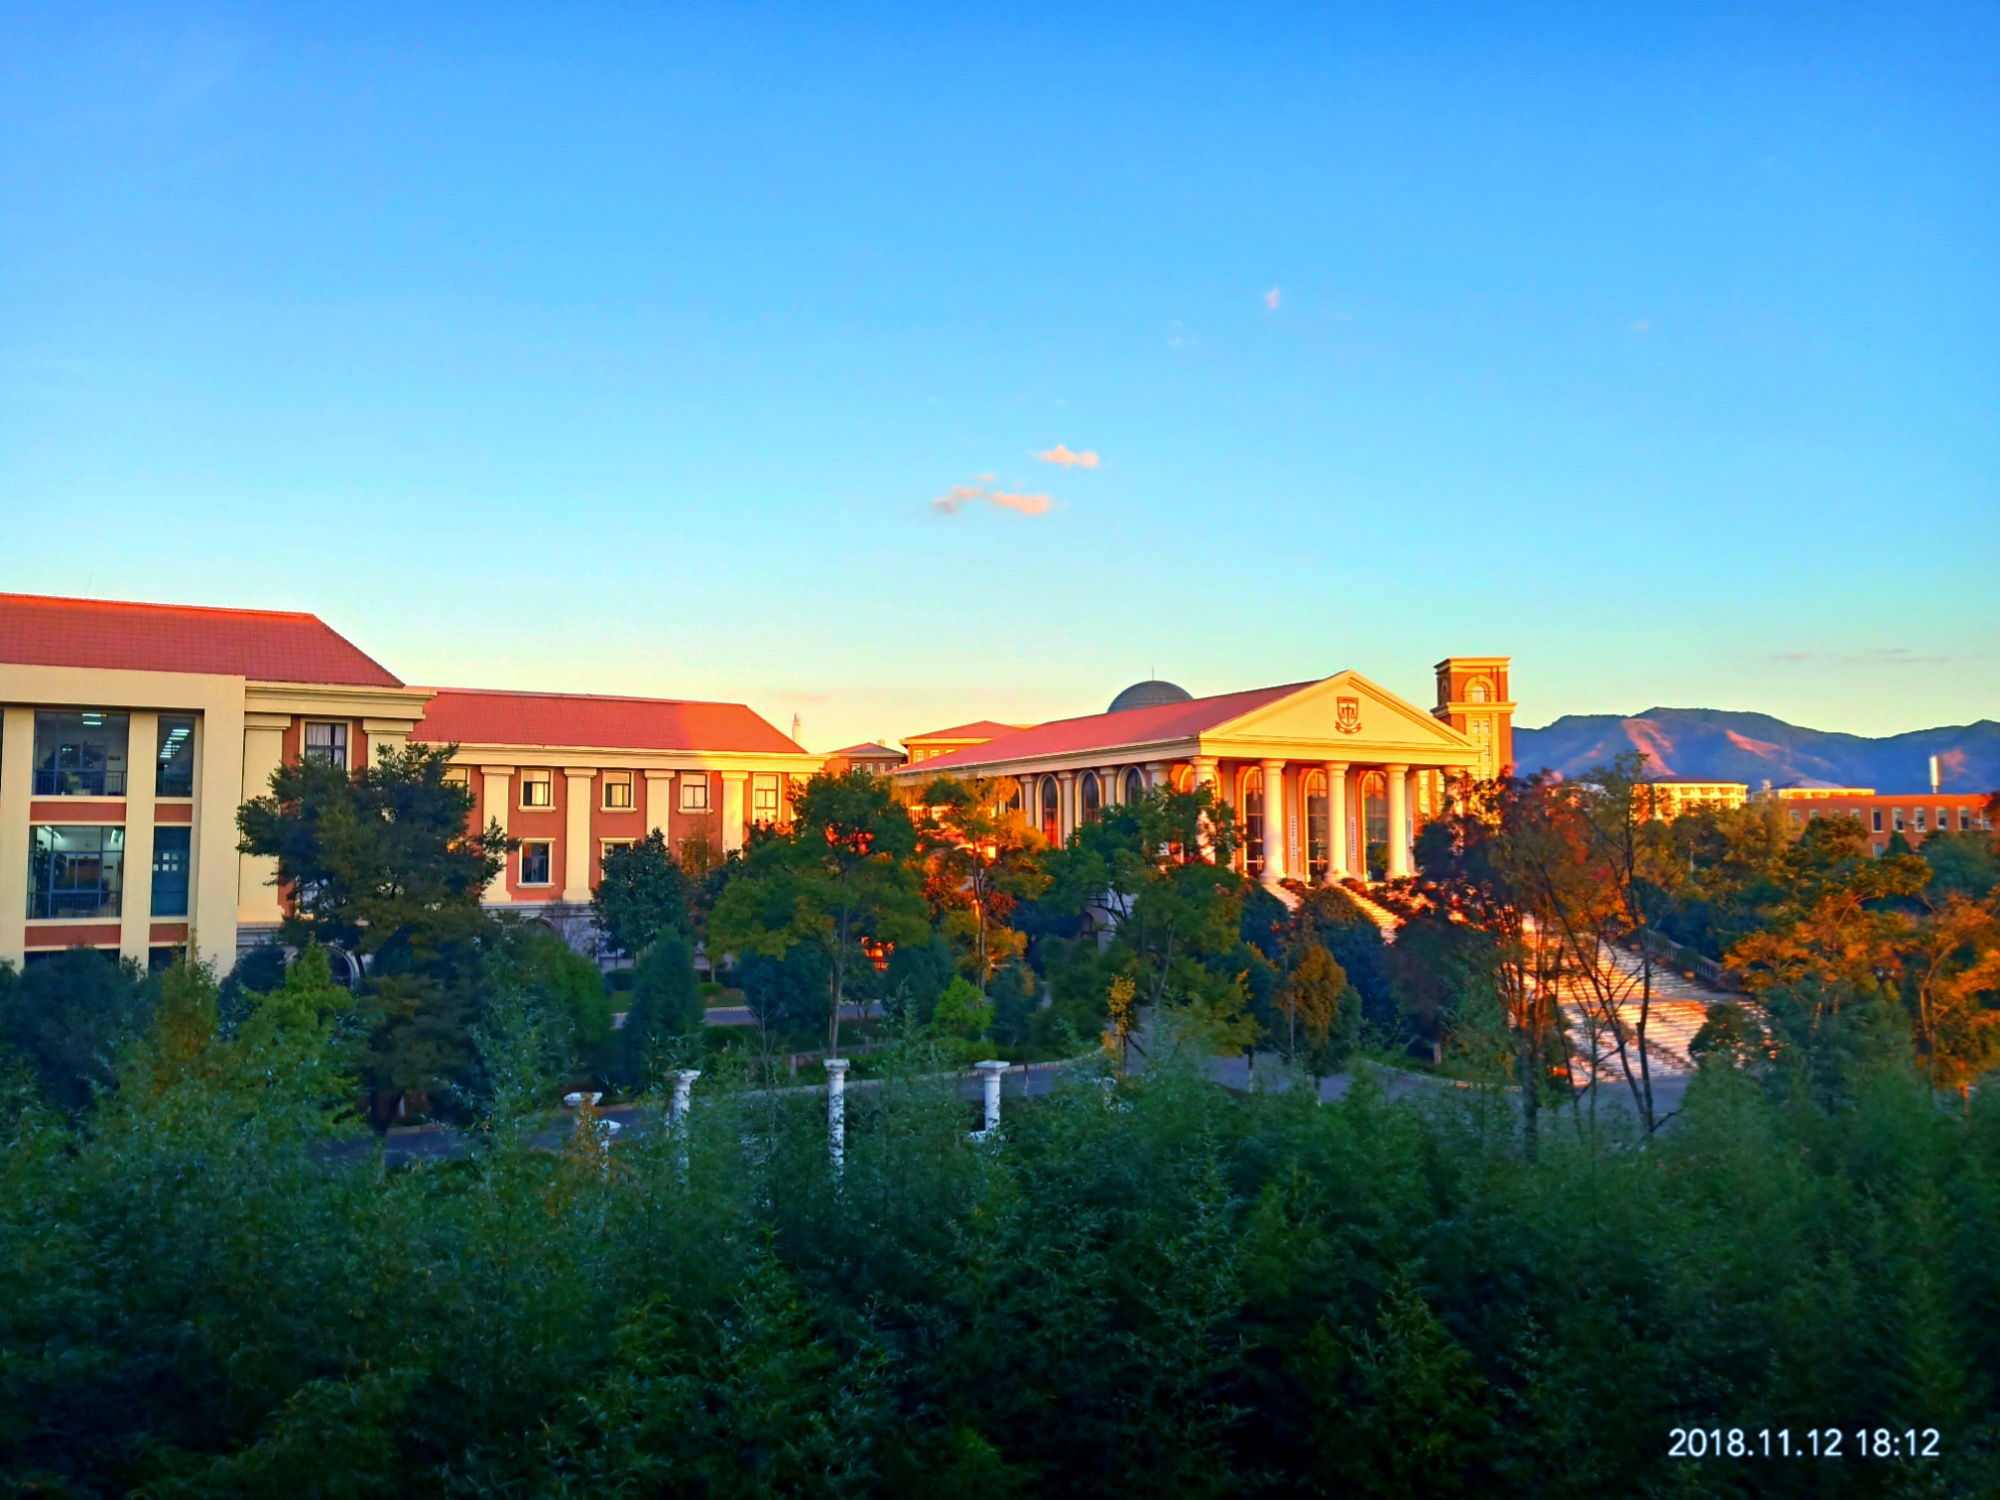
[989,490,1052,516]
[1265,286,1281,310]
[931,485,984,515]
[1035,444,1100,469]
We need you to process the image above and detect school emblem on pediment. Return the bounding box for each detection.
[1335,696,1362,734]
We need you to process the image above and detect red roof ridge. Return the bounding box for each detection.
[418,684,752,710]
[0,590,330,625]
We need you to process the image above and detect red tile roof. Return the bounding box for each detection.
[903,719,1031,742]
[832,743,905,758]
[905,682,1313,772]
[414,687,810,755]
[0,592,403,686]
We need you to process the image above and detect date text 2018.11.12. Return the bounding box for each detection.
[1669,1428,1941,1461]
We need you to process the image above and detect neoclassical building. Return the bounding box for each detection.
[893,658,1516,886]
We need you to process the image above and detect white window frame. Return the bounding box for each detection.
[602,771,634,810]
[752,773,781,825]
[520,769,554,809]
[518,840,554,886]
[680,773,711,812]
[600,837,635,864]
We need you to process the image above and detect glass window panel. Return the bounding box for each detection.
[519,842,552,884]
[520,770,553,807]
[603,772,634,809]
[33,712,130,796]
[156,716,196,796]
[28,825,124,919]
[303,722,349,770]
[151,826,192,917]
[680,774,710,812]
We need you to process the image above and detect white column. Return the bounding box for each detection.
[1324,761,1348,883]
[645,771,675,841]
[974,1059,1008,1135]
[824,1057,850,1171]
[670,1069,701,1120]
[481,767,514,903]
[237,714,289,929]
[0,707,32,968]
[1101,766,1120,807]
[1260,758,1287,886]
[1057,770,1076,842]
[363,718,410,766]
[119,711,159,966]
[1190,756,1219,861]
[1145,760,1165,789]
[190,700,245,973]
[563,769,596,901]
[720,771,748,853]
[1385,763,1410,878]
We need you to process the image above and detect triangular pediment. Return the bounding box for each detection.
[1201,671,1475,759]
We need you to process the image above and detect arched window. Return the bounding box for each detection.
[1079,771,1102,824]
[1361,771,1389,879]
[1467,678,1491,704]
[1123,767,1146,804]
[1039,777,1061,843]
[1303,769,1329,881]
[1242,767,1265,877]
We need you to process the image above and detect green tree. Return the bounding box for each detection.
[0,949,156,1113]
[1044,783,1256,1055]
[709,769,929,1055]
[592,830,692,958]
[236,740,508,1099]
[620,930,704,1085]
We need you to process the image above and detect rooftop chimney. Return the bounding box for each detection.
[1930,754,1941,794]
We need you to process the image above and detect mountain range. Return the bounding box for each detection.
[1512,708,2000,794]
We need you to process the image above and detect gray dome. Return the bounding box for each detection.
[1108,679,1193,714]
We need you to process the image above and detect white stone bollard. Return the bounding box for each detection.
[973,1060,1009,1136]
[670,1069,701,1122]
[824,1058,850,1171]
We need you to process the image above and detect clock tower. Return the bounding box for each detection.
[1432,657,1516,780]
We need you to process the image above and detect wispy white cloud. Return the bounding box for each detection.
[1632,319,1652,332]
[1264,286,1281,311]
[989,491,1052,516]
[975,471,996,482]
[1035,444,1100,469]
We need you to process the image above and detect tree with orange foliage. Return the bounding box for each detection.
[912,774,1050,993]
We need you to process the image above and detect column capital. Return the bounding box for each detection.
[562,767,597,783]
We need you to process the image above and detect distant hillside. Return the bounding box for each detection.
[1513,708,2000,794]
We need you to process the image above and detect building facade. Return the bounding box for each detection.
[893,658,1513,886]
[1754,787,1995,856]
[0,593,818,969]
[1638,779,1751,820]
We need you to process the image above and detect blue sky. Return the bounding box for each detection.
[2,3,1994,750]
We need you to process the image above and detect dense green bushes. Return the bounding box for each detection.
[4,954,1998,1496]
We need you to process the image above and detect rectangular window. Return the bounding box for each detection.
[33,711,130,796]
[1871,808,1883,833]
[28,826,124,919]
[1960,807,1972,832]
[303,721,349,770]
[1873,842,1884,856]
[442,767,470,790]
[752,773,781,825]
[1914,808,1928,833]
[601,838,634,864]
[602,772,634,810]
[520,769,554,808]
[680,773,710,812]
[1893,807,1905,832]
[156,716,196,797]
[519,841,553,885]
[151,826,192,917]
